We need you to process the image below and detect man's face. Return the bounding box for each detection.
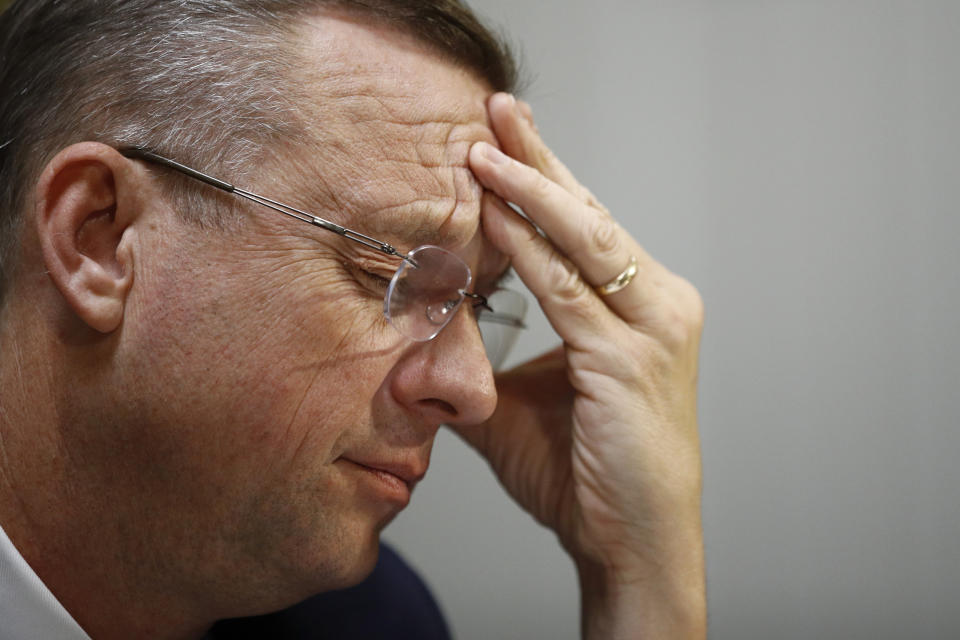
[112,16,505,609]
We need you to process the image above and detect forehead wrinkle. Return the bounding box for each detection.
[306,109,487,251]
[347,177,481,259]
[268,126,484,256]
[284,13,496,254]
[350,165,482,250]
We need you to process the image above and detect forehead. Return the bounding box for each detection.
[284,14,498,253]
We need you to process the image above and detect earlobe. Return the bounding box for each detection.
[36,142,139,334]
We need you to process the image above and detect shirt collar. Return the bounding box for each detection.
[0,521,91,640]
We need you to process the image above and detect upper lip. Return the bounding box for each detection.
[345,457,427,488]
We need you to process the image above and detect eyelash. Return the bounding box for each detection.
[346,262,391,293]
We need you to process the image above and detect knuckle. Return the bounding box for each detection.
[683,279,706,329]
[528,169,554,201]
[589,217,621,258]
[536,144,558,171]
[522,221,541,244]
[586,194,604,210]
[548,252,591,305]
[656,277,705,350]
[659,311,694,352]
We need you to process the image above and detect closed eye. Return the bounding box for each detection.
[344,261,391,293]
[363,270,391,290]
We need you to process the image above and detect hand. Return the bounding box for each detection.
[453,93,706,638]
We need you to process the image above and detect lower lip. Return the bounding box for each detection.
[342,460,411,505]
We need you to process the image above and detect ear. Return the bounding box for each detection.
[35,142,142,333]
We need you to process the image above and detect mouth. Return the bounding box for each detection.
[353,460,425,488]
[338,457,427,505]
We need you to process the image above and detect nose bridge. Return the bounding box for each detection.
[453,296,480,337]
[390,296,498,427]
[442,303,498,419]
[434,296,495,385]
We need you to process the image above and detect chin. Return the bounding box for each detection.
[293,517,386,596]
[314,495,406,591]
[325,531,383,591]
[226,529,381,621]
[238,473,408,606]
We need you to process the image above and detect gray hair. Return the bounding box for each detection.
[0,0,518,303]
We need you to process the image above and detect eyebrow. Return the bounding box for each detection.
[348,178,483,252]
[364,210,448,251]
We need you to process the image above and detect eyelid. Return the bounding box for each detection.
[363,270,391,289]
[343,260,393,291]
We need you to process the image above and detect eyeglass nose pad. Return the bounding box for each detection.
[425,298,460,326]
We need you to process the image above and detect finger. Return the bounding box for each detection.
[487,93,601,208]
[470,140,655,295]
[516,99,535,128]
[480,192,619,346]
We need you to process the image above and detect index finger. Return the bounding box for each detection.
[487,93,601,209]
[469,140,656,298]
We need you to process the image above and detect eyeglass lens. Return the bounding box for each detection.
[385,245,527,370]
[385,245,472,342]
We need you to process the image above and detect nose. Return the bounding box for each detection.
[389,303,498,427]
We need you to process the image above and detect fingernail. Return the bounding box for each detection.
[483,142,509,165]
[507,93,519,113]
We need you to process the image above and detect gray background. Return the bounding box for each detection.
[385,1,960,638]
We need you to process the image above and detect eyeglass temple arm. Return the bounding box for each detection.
[118,146,411,264]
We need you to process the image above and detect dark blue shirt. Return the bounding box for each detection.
[207,545,451,639]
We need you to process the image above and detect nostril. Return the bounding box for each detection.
[419,398,457,418]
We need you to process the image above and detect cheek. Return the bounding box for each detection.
[121,233,413,472]
[151,266,397,446]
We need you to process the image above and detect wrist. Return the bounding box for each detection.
[578,562,706,640]
[575,520,706,639]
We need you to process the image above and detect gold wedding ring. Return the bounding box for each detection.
[595,255,639,296]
